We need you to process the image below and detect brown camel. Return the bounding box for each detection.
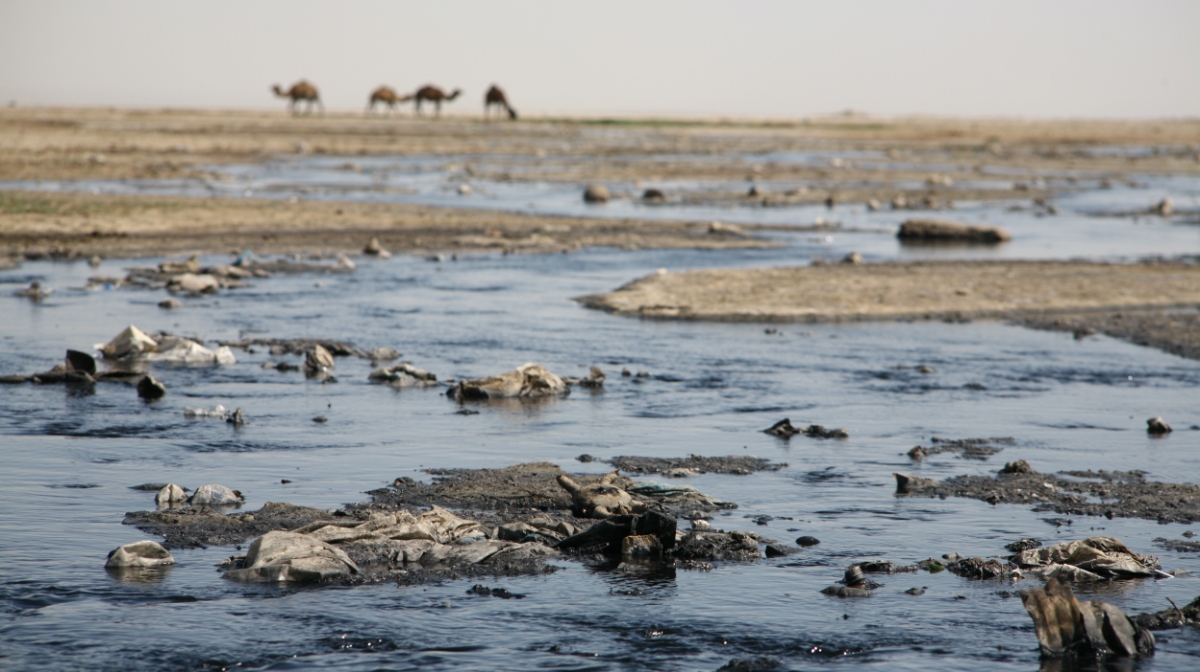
[413,85,461,117]
[366,86,412,115]
[484,85,518,120]
[271,80,323,115]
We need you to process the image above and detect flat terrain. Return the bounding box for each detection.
[0,190,773,259]
[578,259,1200,323]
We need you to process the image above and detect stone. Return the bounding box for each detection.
[65,349,97,376]
[795,536,820,547]
[448,363,568,401]
[158,255,201,274]
[764,544,792,558]
[158,297,183,310]
[189,483,245,507]
[136,375,167,400]
[896,218,1011,244]
[642,188,665,201]
[842,251,862,264]
[223,531,359,583]
[369,362,437,387]
[894,473,937,494]
[363,237,387,256]
[1000,460,1035,475]
[1146,417,1172,435]
[621,534,663,560]
[583,184,610,203]
[155,484,187,506]
[1153,197,1174,216]
[106,540,175,569]
[305,344,335,374]
[576,365,605,388]
[368,347,400,362]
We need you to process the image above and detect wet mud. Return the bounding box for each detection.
[1018,307,1200,362]
[605,454,786,476]
[896,464,1200,524]
[124,501,335,549]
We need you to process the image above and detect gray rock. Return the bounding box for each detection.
[305,344,335,374]
[897,218,1011,243]
[137,375,167,400]
[158,297,183,310]
[189,483,244,507]
[1147,417,1172,435]
[155,484,187,506]
[448,363,568,401]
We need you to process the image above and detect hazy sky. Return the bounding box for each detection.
[1,1,1197,119]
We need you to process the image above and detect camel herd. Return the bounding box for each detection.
[271,80,516,120]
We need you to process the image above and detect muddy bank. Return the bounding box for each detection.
[895,463,1200,524]
[1018,307,1200,361]
[605,455,786,476]
[124,501,335,549]
[577,260,1200,346]
[0,190,776,260]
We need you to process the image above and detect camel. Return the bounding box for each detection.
[271,81,323,115]
[366,86,412,115]
[412,85,461,117]
[484,85,517,120]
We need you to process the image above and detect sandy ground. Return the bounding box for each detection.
[0,190,775,259]
[578,261,1200,357]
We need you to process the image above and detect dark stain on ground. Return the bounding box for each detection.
[606,455,786,475]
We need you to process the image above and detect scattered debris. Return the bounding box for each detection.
[556,472,647,518]
[448,363,568,401]
[369,362,438,388]
[607,455,785,476]
[106,540,175,569]
[218,337,368,358]
[1019,577,1154,659]
[1135,595,1200,630]
[566,365,605,388]
[762,418,848,439]
[189,484,244,508]
[223,531,360,583]
[13,280,51,301]
[158,297,182,310]
[1010,537,1160,581]
[363,237,391,258]
[1006,539,1042,553]
[908,437,1014,461]
[305,344,335,375]
[155,484,187,507]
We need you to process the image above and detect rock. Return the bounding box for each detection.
[577,365,605,389]
[764,544,792,558]
[1007,538,1042,553]
[842,251,862,264]
[576,454,596,463]
[1019,577,1154,658]
[13,281,51,299]
[708,221,745,236]
[136,375,167,400]
[905,587,926,595]
[583,184,610,203]
[190,483,245,508]
[223,530,359,583]
[642,188,665,201]
[866,199,881,211]
[100,325,158,360]
[65,349,97,376]
[945,556,1010,579]
[674,530,760,562]
[448,363,568,401]
[167,273,220,295]
[821,585,872,598]
[692,519,711,531]
[105,540,175,569]
[1147,417,1172,435]
[557,511,676,553]
[368,347,399,362]
[226,408,247,427]
[155,484,187,506]
[1153,197,1174,216]
[158,297,183,310]
[621,534,663,560]
[88,254,102,268]
[556,472,647,518]
[916,364,936,374]
[184,404,229,419]
[893,473,937,494]
[796,536,820,547]
[363,237,387,256]
[305,344,335,375]
[896,219,1011,244]
[1000,460,1035,475]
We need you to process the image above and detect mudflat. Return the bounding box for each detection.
[0,190,774,259]
[578,260,1200,322]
